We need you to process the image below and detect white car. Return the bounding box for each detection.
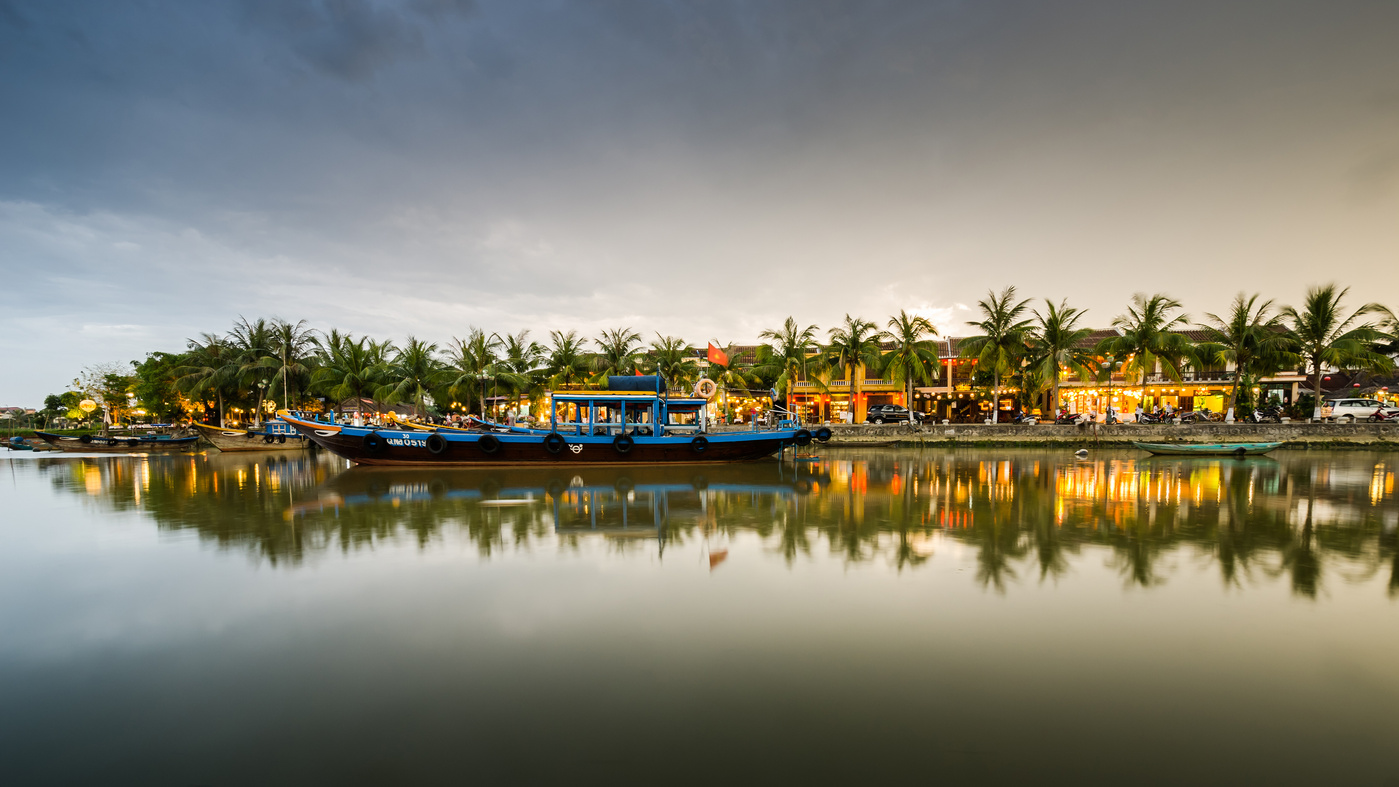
[1323,398,1399,422]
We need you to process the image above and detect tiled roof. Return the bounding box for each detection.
[1075,329,1119,349]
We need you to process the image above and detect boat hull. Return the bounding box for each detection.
[193,423,311,452]
[33,431,201,453]
[282,414,797,467]
[1132,441,1284,456]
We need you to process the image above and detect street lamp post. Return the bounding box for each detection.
[1101,356,1117,424]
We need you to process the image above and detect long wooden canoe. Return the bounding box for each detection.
[1132,441,1284,457]
[192,421,311,452]
[33,431,201,453]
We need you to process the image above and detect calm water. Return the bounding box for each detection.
[2,447,1397,785]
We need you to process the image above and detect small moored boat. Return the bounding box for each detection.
[279,375,830,467]
[3,436,34,451]
[33,431,201,453]
[192,420,312,452]
[1132,441,1284,457]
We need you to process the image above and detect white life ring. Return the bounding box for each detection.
[694,379,718,399]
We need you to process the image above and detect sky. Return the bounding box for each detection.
[1,0,1397,405]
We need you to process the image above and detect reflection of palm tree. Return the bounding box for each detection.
[1282,495,1321,598]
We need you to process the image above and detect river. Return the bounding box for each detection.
[2,447,1396,785]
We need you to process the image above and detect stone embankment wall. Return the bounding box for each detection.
[800,422,1399,448]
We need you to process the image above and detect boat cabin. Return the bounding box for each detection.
[549,375,709,437]
[262,419,299,437]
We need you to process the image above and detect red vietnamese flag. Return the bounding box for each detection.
[707,343,729,366]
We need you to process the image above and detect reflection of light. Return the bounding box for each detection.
[84,465,102,495]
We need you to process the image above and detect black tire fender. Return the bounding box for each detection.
[79,434,93,444]
[794,429,812,446]
[613,434,634,454]
[277,434,286,444]
[264,433,275,444]
[543,433,566,454]
[363,433,385,452]
[814,427,832,443]
[690,435,709,453]
[425,434,448,455]
[477,434,501,454]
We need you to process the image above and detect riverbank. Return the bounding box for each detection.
[795,421,1399,448]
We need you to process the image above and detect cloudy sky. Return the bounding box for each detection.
[1,0,1397,405]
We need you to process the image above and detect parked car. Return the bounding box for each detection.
[866,405,923,424]
[1322,398,1399,422]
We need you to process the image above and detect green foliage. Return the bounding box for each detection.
[960,287,1034,423]
[133,351,188,422]
[1099,292,1195,385]
[756,317,824,401]
[1280,284,1392,419]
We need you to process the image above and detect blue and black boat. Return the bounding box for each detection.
[279,375,830,467]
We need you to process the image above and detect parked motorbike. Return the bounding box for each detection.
[1368,407,1393,423]
[1250,405,1285,424]
[1054,411,1087,425]
[1137,411,1167,424]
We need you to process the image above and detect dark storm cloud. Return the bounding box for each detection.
[1,1,1398,404]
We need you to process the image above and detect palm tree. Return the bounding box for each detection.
[1028,299,1095,414]
[310,334,386,417]
[594,327,642,378]
[175,333,239,426]
[756,317,825,405]
[269,318,316,410]
[1099,293,1195,388]
[1195,293,1293,419]
[882,310,939,420]
[444,328,504,417]
[960,287,1034,424]
[545,330,591,388]
[707,342,757,421]
[228,316,277,425]
[649,334,698,389]
[1280,284,1391,420]
[375,337,445,417]
[500,330,545,414]
[825,315,885,424]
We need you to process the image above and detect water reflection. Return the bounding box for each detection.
[29,448,1399,596]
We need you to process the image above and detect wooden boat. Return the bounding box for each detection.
[1132,441,1284,457]
[33,430,201,453]
[192,420,312,452]
[3,437,34,451]
[279,375,831,467]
